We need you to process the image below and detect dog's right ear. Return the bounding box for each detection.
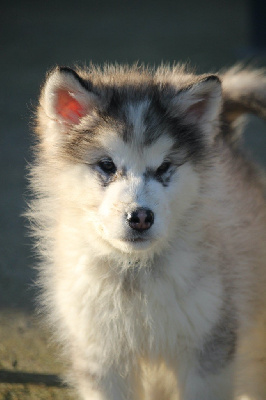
[40,67,99,127]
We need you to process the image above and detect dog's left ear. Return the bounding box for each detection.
[169,75,222,136]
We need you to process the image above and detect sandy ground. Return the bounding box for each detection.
[1,0,266,398]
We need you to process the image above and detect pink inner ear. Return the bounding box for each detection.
[56,90,84,124]
[186,98,207,120]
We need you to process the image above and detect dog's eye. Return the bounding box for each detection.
[156,161,171,176]
[98,159,117,174]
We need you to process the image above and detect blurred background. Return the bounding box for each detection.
[1,0,266,398]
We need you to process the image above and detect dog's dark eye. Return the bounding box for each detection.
[156,161,171,176]
[98,159,117,174]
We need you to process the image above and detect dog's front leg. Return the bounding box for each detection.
[71,360,136,400]
[177,358,235,400]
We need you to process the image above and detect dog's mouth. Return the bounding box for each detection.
[120,233,154,246]
[123,237,149,243]
[109,233,159,253]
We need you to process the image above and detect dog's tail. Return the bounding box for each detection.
[221,65,266,122]
[220,66,266,142]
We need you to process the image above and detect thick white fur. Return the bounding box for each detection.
[29,65,266,400]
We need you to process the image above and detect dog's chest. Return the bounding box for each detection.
[116,256,223,356]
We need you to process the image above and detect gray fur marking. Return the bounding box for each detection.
[198,308,237,375]
[144,167,176,187]
[96,166,127,187]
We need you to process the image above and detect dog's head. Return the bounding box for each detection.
[36,65,221,256]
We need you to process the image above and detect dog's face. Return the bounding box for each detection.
[81,127,200,254]
[38,66,222,255]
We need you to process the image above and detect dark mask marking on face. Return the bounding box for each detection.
[144,165,177,187]
[144,95,207,163]
[60,82,209,167]
[95,166,127,188]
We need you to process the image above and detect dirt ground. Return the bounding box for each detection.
[1,0,266,398]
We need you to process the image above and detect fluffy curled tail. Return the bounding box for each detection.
[221,66,266,122]
[220,66,266,143]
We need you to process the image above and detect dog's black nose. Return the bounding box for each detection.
[127,208,154,231]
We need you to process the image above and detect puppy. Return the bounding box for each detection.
[28,64,266,399]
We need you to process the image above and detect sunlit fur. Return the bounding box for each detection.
[28,64,266,400]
